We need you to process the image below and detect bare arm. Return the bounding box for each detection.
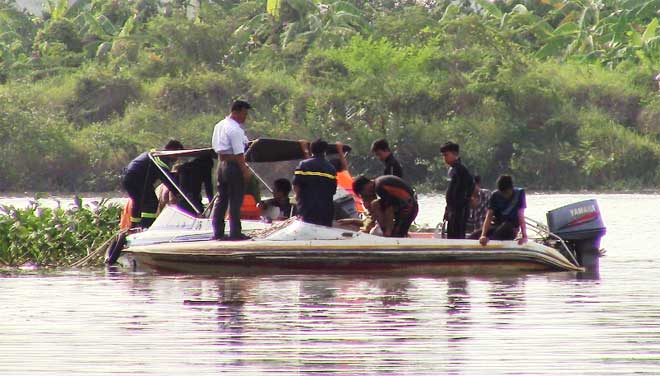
[517,208,528,244]
[293,184,301,204]
[336,142,348,171]
[236,153,251,181]
[479,209,494,246]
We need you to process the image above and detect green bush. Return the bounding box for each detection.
[33,18,82,52]
[67,73,141,126]
[578,109,660,187]
[153,71,234,114]
[0,198,121,267]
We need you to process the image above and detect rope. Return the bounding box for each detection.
[70,230,124,268]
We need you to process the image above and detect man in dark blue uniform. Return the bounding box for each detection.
[292,139,337,226]
[122,139,184,228]
[441,141,474,239]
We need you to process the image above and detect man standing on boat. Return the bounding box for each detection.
[371,139,403,178]
[211,100,252,241]
[122,139,184,228]
[441,141,474,239]
[353,175,418,238]
[293,138,337,227]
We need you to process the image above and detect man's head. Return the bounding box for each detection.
[496,175,514,197]
[162,139,184,164]
[371,138,391,161]
[164,139,184,150]
[230,100,252,124]
[310,138,328,156]
[474,175,481,189]
[353,175,376,201]
[440,141,460,165]
[273,178,292,200]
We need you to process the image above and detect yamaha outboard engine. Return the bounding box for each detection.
[547,199,606,274]
[333,187,360,220]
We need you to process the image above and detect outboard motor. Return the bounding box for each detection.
[546,199,606,273]
[333,187,360,220]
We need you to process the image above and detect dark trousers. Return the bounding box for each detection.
[446,206,468,239]
[122,177,158,228]
[212,161,245,238]
[391,202,418,238]
[468,221,517,240]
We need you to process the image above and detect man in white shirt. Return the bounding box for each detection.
[211,100,252,240]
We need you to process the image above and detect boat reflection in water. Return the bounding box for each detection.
[177,275,543,374]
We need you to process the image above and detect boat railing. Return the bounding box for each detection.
[525,216,580,267]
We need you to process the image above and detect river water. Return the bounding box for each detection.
[1,193,659,375]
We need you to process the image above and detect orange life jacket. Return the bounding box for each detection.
[336,170,365,213]
[119,199,133,230]
[240,194,261,219]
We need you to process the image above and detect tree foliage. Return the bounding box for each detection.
[0,0,659,191]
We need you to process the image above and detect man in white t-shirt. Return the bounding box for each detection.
[211,100,252,240]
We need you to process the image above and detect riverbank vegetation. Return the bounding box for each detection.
[1,0,659,191]
[0,198,121,267]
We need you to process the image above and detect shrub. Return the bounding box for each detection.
[0,198,121,267]
[33,18,82,52]
[153,71,234,114]
[578,109,660,187]
[67,73,140,126]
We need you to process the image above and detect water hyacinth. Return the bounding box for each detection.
[0,198,122,268]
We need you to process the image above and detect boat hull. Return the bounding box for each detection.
[122,241,582,276]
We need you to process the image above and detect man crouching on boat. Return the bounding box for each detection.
[479,175,528,246]
[353,175,418,238]
[122,139,184,229]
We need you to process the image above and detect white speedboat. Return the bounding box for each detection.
[113,139,606,276]
[119,201,606,277]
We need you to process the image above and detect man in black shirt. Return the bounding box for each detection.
[353,175,418,238]
[371,138,403,178]
[177,154,214,215]
[441,141,474,239]
[292,139,337,226]
[122,139,184,228]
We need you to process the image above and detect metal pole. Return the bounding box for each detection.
[148,152,202,216]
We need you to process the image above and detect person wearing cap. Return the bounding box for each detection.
[121,139,184,228]
[211,100,252,240]
[352,174,418,238]
[292,138,337,227]
[441,141,474,239]
[371,138,403,178]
